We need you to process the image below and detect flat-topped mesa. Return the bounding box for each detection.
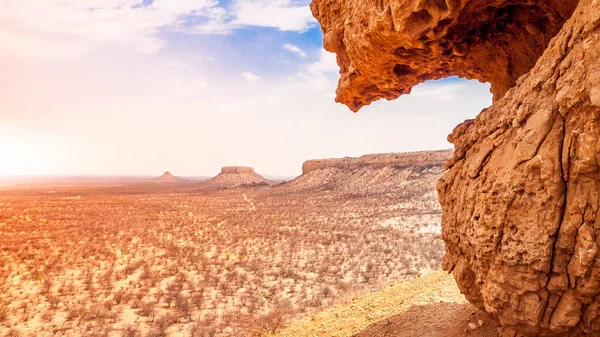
[310,0,579,111]
[202,166,272,189]
[220,166,255,174]
[302,149,453,175]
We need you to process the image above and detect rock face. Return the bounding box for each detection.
[310,0,579,111]
[302,149,453,175]
[221,166,255,174]
[311,0,600,335]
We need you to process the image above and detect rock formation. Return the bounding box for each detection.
[289,152,446,216]
[149,171,186,184]
[302,150,452,174]
[311,0,579,111]
[200,167,273,189]
[221,166,255,174]
[302,149,452,175]
[311,0,600,335]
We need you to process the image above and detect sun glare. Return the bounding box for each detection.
[0,142,31,176]
[0,136,56,176]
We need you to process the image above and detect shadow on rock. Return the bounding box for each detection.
[352,302,498,337]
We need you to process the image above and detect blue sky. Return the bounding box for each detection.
[0,0,492,177]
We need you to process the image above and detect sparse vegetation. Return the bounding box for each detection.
[0,165,444,336]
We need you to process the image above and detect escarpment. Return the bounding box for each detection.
[302,149,452,174]
[311,0,600,335]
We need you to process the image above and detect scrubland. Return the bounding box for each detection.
[0,165,444,336]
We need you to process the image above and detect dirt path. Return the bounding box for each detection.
[272,272,498,337]
[243,193,257,211]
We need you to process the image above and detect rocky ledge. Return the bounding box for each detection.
[220,167,255,174]
[302,149,453,175]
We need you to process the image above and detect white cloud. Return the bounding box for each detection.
[231,0,316,32]
[170,77,208,95]
[307,49,339,74]
[410,84,463,102]
[0,0,218,61]
[189,0,316,34]
[284,44,306,57]
[292,49,339,90]
[242,72,260,83]
[166,60,188,68]
[0,0,316,61]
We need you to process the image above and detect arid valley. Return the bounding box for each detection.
[4,0,599,335]
[0,151,450,337]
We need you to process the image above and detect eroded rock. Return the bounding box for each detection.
[311,0,600,335]
[302,149,452,175]
[221,166,255,174]
[311,0,579,111]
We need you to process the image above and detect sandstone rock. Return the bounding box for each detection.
[311,0,600,335]
[310,0,579,111]
[302,149,453,175]
[221,166,255,174]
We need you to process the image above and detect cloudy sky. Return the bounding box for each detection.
[0,0,492,177]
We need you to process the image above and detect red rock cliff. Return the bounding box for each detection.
[310,0,600,335]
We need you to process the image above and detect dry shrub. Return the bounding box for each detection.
[237,307,292,336]
[121,325,141,337]
[189,322,217,337]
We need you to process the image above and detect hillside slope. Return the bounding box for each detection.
[278,159,444,235]
[198,166,274,189]
[271,272,498,337]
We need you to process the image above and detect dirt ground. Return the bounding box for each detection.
[272,271,499,337]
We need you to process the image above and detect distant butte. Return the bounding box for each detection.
[199,166,273,189]
[149,171,186,183]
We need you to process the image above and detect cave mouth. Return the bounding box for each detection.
[311,0,581,112]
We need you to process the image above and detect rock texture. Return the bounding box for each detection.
[302,149,453,175]
[293,152,444,200]
[311,0,600,335]
[221,166,255,174]
[310,0,579,111]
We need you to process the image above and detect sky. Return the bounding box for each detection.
[0,0,492,177]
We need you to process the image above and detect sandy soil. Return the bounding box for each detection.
[271,271,499,337]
